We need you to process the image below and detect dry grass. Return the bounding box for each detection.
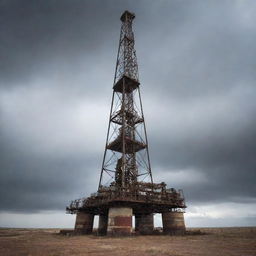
[0,227,255,256]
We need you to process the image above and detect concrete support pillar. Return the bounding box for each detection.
[135,215,140,232]
[107,207,132,236]
[162,211,185,235]
[98,214,108,235]
[135,213,154,235]
[74,212,94,234]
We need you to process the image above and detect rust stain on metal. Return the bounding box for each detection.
[114,216,132,226]
[66,10,187,236]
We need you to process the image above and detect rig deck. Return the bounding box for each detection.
[67,182,186,215]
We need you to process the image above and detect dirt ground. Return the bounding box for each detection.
[0,227,255,256]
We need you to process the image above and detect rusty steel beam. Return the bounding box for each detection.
[66,10,187,236]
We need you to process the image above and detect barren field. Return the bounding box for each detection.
[0,227,255,256]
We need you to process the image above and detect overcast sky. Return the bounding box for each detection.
[0,0,256,228]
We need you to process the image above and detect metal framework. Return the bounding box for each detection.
[98,10,152,193]
[67,10,186,217]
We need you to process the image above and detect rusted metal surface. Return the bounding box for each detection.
[114,216,132,226]
[98,214,108,235]
[74,212,94,234]
[66,10,187,235]
[107,207,133,236]
[67,182,185,215]
[135,213,153,235]
[98,10,153,190]
[162,212,186,235]
[107,228,132,236]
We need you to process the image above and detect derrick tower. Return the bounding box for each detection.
[66,11,186,236]
[99,10,153,192]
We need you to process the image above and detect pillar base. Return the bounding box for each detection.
[74,212,94,234]
[98,214,108,235]
[162,211,186,235]
[107,207,132,236]
[135,213,154,235]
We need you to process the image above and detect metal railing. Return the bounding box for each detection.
[67,188,186,213]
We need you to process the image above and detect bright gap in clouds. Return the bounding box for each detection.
[0,83,108,156]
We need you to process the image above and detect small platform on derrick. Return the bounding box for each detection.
[113,75,140,93]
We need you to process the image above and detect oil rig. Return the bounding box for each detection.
[66,10,186,236]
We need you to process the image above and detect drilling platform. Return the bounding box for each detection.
[66,10,186,236]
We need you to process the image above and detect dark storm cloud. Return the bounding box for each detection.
[0,126,100,212]
[138,1,256,100]
[148,86,256,203]
[0,0,256,215]
[0,0,140,93]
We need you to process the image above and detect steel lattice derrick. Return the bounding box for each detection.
[66,11,187,222]
[98,11,153,192]
[116,11,139,83]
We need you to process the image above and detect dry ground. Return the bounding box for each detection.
[0,227,255,256]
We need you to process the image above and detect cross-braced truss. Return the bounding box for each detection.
[66,11,186,216]
[98,11,153,191]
